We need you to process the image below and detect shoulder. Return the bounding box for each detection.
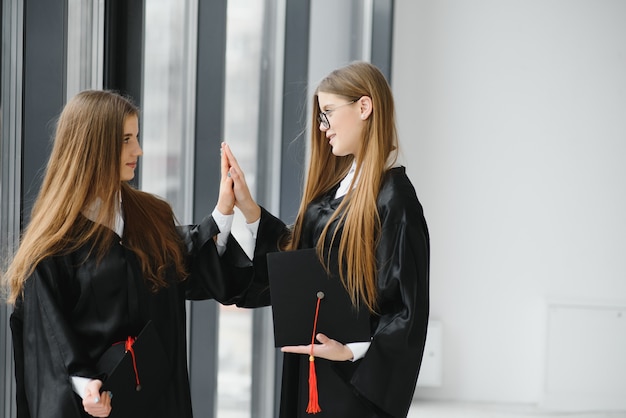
[21,252,82,306]
[377,166,424,221]
[380,166,416,195]
[31,249,82,278]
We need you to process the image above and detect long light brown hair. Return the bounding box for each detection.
[4,90,187,304]
[286,62,398,313]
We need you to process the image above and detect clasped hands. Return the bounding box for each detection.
[217,142,261,224]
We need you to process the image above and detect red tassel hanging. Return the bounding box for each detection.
[125,336,142,391]
[306,355,321,413]
[306,292,323,414]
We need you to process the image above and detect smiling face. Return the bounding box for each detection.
[120,114,142,181]
[317,92,366,158]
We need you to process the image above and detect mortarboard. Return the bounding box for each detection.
[95,320,171,418]
[267,248,371,347]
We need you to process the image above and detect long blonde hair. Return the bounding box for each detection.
[3,90,187,304]
[286,62,398,312]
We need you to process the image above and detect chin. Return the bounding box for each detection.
[329,146,339,155]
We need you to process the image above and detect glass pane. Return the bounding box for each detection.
[217,0,265,417]
[141,0,189,219]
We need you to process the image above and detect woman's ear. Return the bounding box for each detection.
[359,96,373,120]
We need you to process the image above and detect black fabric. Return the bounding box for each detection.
[96,320,170,418]
[255,167,430,418]
[267,247,370,347]
[10,214,268,418]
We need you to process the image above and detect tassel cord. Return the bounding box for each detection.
[125,336,142,391]
[306,295,322,414]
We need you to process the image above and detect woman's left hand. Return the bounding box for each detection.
[281,333,354,361]
[82,379,112,417]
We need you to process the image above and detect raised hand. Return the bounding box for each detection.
[281,333,354,362]
[216,142,236,216]
[221,142,261,223]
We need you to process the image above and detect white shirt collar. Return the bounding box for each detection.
[83,195,124,237]
[335,160,358,199]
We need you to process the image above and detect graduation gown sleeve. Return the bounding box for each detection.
[251,207,290,275]
[179,213,273,307]
[214,206,288,308]
[348,169,430,417]
[10,256,97,418]
[234,206,289,307]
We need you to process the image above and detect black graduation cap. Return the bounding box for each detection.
[267,248,371,348]
[95,320,171,418]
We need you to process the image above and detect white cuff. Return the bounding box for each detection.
[246,217,260,239]
[71,376,91,399]
[346,341,371,362]
[212,208,234,256]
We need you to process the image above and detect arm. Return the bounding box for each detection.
[179,214,258,304]
[181,142,268,305]
[11,258,107,418]
[349,174,430,418]
[218,141,289,307]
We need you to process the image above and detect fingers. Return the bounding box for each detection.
[229,166,249,197]
[91,390,112,405]
[83,379,102,402]
[222,142,236,165]
[280,334,331,355]
[220,142,230,180]
[81,379,113,417]
[220,143,261,222]
[221,142,247,185]
[83,390,112,417]
[222,142,244,176]
[281,344,312,355]
[281,334,353,361]
[280,335,331,356]
[217,142,236,215]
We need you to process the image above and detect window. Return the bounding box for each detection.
[142,0,195,222]
[217,1,266,416]
[142,1,266,416]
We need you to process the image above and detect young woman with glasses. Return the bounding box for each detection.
[223,61,430,418]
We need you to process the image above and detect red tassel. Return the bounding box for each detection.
[125,336,142,391]
[306,294,323,414]
[306,355,321,413]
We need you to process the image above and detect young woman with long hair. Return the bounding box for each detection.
[2,90,271,418]
[223,61,430,418]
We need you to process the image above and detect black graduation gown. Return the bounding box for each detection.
[10,214,270,418]
[254,166,430,418]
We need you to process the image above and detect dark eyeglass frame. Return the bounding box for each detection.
[317,99,357,129]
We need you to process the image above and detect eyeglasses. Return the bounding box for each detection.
[317,99,357,129]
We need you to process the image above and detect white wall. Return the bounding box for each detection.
[392,0,626,408]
